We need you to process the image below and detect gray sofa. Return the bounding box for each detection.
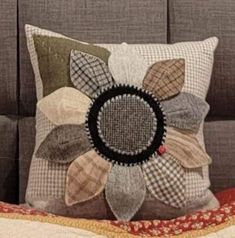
[0,0,234,205]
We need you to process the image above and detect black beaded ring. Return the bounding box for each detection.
[85,85,166,166]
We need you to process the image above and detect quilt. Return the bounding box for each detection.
[0,189,235,238]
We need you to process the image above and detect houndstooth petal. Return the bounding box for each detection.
[142,154,186,208]
[65,150,112,206]
[143,59,185,100]
[37,87,91,126]
[165,127,212,168]
[108,43,148,87]
[105,165,146,221]
[36,124,91,164]
[162,92,210,132]
[70,50,114,98]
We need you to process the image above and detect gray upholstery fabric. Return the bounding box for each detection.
[169,0,235,118]
[0,0,17,114]
[0,116,18,203]
[18,117,36,203]
[204,120,235,192]
[18,0,167,115]
[0,0,233,207]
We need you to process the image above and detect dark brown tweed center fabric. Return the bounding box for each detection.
[98,95,157,155]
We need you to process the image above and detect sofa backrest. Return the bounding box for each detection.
[0,0,234,203]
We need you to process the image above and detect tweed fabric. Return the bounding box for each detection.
[108,43,148,87]
[162,92,210,132]
[65,150,111,206]
[98,95,156,154]
[37,87,91,126]
[105,165,146,221]
[36,124,91,164]
[142,155,186,208]
[33,35,110,98]
[70,50,114,98]
[20,0,167,115]
[165,127,211,168]
[143,59,185,100]
[0,0,17,114]
[100,37,218,100]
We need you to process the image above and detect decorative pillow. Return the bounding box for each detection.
[25,25,219,221]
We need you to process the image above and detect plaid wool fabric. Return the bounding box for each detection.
[143,59,185,100]
[65,150,111,206]
[143,155,186,208]
[70,50,114,98]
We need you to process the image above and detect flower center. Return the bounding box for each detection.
[86,85,166,166]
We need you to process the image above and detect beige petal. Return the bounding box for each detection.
[108,43,148,87]
[37,87,91,125]
[165,127,212,168]
[65,150,111,206]
[143,59,185,100]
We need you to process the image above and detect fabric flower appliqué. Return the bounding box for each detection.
[36,43,211,221]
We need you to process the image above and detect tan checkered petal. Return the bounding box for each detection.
[142,154,186,208]
[143,59,185,100]
[65,150,112,206]
[108,43,148,87]
[37,87,91,125]
[165,127,212,168]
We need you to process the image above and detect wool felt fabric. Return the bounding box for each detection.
[143,59,185,100]
[142,155,186,208]
[161,92,210,132]
[105,165,146,221]
[70,50,114,99]
[65,150,111,206]
[108,43,148,87]
[98,94,157,155]
[37,87,91,126]
[25,25,219,221]
[33,35,110,97]
[165,127,212,168]
[36,124,91,164]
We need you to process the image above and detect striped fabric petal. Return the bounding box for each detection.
[165,127,212,168]
[108,43,148,87]
[37,87,91,126]
[143,59,185,100]
[65,150,111,206]
[70,50,114,98]
[105,165,146,221]
[143,154,186,208]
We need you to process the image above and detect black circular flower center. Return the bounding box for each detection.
[86,85,166,166]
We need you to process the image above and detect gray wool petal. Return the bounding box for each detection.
[105,165,146,221]
[161,92,210,132]
[36,124,91,164]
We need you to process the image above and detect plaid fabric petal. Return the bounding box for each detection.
[162,92,210,132]
[165,127,212,168]
[65,150,111,206]
[70,50,114,98]
[36,124,91,164]
[143,154,186,208]
[105,165,146,221]
[108,43,148,87]
[143,59,185,100]
[37,87,91,126]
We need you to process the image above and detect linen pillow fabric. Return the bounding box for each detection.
[25,25,219,221]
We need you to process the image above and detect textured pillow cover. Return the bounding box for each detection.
[25,25,219,221]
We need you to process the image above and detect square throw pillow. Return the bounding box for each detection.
[25,24,219,221]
